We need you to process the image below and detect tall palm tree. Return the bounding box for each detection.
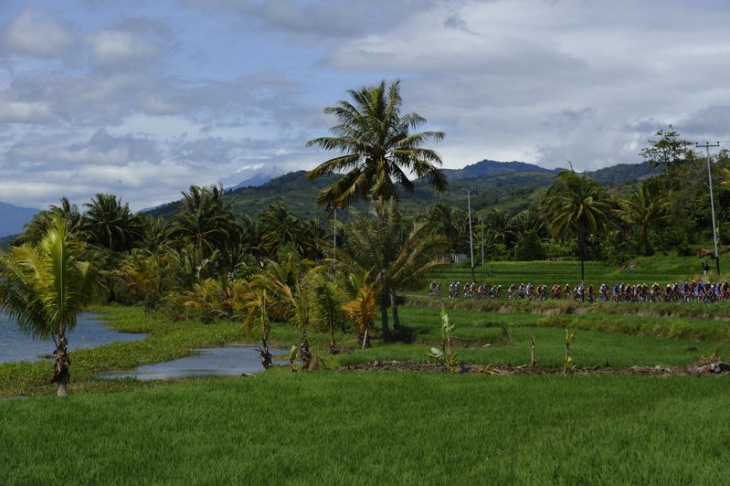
[82,193,143,253]
[541,169,612,291]
[0,215,100,396]
[616,180,671,256]
[167,185,240,279]
[257,202,314,259]
[306,79,447,207]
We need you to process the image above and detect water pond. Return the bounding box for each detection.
[96,344,287,380]
[2,312,284,380]
[0,313,147,364]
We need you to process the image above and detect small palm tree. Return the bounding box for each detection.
[248,260,323,369]
[0,215,100,396]
[306,79,447,207]
[341,272,376,350]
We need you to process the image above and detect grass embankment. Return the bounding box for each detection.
[2,372,730,484]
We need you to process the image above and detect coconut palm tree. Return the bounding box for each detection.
[615,180,671,256]
[306,79,447,207]
[166,185,241,282]
[82,193,143,253]
[16,197,83,245]
[257,202,319,260]
[541,169,613,292]
[337,201,449,340]
[167,185,239,260]
[0,215,100,396]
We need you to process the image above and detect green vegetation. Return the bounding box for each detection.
[3,371,730,484]
[3,82,730,483]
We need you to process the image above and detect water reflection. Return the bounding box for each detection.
[0,313,147,364]
[96,344,287,381]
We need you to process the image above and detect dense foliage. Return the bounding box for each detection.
[2,80,730,363]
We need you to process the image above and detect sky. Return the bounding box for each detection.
[1,0,729,211]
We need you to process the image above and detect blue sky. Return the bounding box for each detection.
[1,0,729,211]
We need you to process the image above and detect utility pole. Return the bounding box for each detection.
[481,217,485,267]
[467,187,475,283]
[697,142,721,276]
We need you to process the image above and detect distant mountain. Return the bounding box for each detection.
[443,159,558,182]
[147,158,661,223]
[584,161,661,186]
[0,201,37,237]
[228,166,286,190]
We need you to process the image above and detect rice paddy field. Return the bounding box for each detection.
[2,257,730,484]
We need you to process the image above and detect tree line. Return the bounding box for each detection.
[1,79,727,395]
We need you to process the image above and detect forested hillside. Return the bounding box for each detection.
[147,159,660,223]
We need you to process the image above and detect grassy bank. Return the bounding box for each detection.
[2,371,730,484]
[3,296,729,397]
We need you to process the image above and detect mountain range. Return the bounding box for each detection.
[0,159,661,238]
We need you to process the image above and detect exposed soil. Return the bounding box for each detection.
[338,360,730,377]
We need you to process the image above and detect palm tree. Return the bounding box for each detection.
[0,215,100,396]
[239,285,274,369]
[541,169,612,292]
[306,79,447,207]
[16,197,83,245]
[82,193,143,253]
[422,203,469,253]
[167,185,240,280]
[257,202,319,259]
[247,259,324,369]
[338,201,449,340]
[616,180,671,256]
[340,271,376,349]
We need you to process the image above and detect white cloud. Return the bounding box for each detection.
[0,0,729,210]
[1,8,77,59]
[88,29,163,71]
[0,100,53,123]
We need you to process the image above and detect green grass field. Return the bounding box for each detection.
[2,257,730,484]
[434,255,712,289]
[2,372,730,485]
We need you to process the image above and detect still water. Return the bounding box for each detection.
[0,312,147,364]
[1,312,283,380]
[96,344,285,381]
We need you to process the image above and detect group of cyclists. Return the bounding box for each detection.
[429,280,730,303]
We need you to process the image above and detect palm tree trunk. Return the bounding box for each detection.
[298,328,313,369]
[51,334,70,397]
[259,328,272,370]
[379,293,391,342]
[390,287,401,330]
[361,325,370,350]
